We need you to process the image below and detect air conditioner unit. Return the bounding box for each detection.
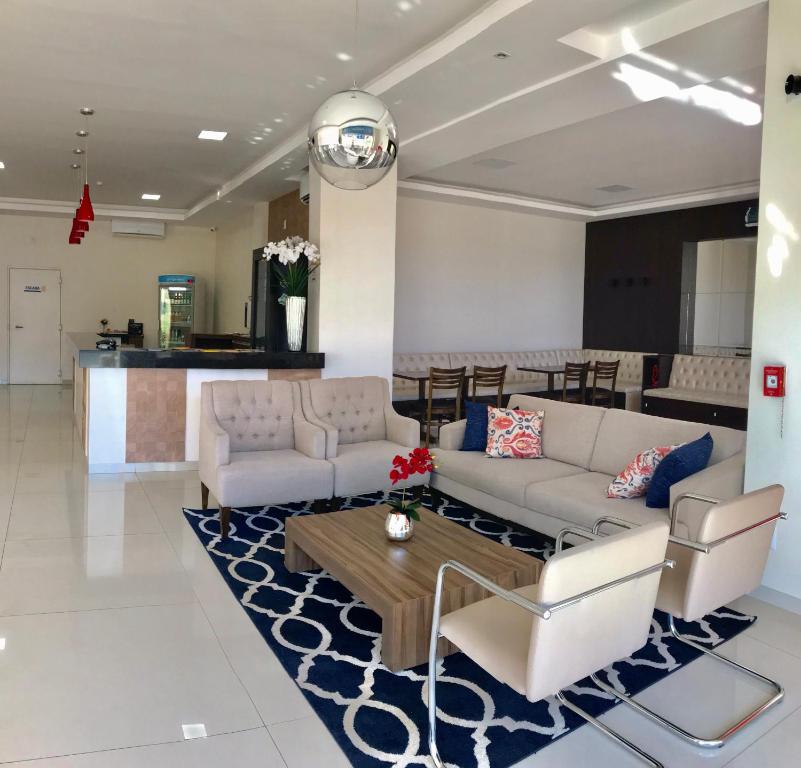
[299,170,310,206]
[111,219,166,238]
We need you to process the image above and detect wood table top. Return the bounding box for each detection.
[284,505,541,615]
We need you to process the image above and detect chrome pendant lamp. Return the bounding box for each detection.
[308,1,398,190]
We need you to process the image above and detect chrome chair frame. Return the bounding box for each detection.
[588,494,787,749]
[427,527,674,768]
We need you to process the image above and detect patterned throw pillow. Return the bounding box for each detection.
[607,445,679,499]
[486,407,544,459]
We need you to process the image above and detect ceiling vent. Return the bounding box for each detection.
[597,184,634,193]
[111,219,166,238]
[472,158,516,169]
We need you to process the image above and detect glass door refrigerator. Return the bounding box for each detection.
[158,274,198,348]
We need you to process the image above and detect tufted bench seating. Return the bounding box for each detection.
[393,349,651,410]
[300,376,426,498]
[642,354,750,430]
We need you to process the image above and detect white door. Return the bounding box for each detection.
[9,268,62,384]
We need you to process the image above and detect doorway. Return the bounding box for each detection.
[9,267,62,384]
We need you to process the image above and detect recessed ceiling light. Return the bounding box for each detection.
[0,161,5,169]
[141,193,161,201]
[197,130,228,141]
[273,118,284,124]
[182,724,207,740]
[493,51,511,60]
[336,52,353,62]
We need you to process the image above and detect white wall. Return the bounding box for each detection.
[0,214,216,383]
[745,0,801,600]
[309,165,397,382]
[394,194,586,353]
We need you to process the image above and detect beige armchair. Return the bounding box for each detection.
[199,380,333,538]
[427,521,672,768]
[299,376,425,500]
[591,484,785,749]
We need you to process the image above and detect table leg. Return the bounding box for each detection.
[284,534,320,573]
[548,372,555,397]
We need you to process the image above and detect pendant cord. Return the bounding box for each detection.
[352,0,359,88]
[84,114,89,186]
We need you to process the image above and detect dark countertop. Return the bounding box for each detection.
[67,333,324,370]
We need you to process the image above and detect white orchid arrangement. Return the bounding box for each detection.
[262,236,320,304]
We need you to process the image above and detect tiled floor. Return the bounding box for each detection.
[0,384,798,767]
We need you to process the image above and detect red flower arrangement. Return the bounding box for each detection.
[386,447,435,521]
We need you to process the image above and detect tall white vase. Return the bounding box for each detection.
[285,296,306,352]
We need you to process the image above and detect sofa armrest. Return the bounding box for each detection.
[439,419,467,451]
[298,381,339,459]
[198,410,230,489]
[293,416,327,459]
[385,406,420,449]
[669,453,745,539]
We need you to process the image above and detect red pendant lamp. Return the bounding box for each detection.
[75,109,95,223]
[68,161,86,244]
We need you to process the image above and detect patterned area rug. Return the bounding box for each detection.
[183,491,755,768]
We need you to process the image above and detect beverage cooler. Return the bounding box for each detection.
[158,274,201,348]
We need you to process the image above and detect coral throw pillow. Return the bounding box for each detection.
[607,445,679,499]
[486,407,544,459]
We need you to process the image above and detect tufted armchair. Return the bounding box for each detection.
[299,376,426,500]
[199,380,333,538]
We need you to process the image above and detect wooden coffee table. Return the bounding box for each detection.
[284,505,541,671]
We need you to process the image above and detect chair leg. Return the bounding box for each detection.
[555,690,663,768]
[200,482,209,510]
[589,614,784,749]
[219,506,231,539]
[427,632,446,768]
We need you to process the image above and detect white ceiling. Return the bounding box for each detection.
[0,0,769,223]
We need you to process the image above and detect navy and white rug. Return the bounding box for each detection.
[183,491,755,768]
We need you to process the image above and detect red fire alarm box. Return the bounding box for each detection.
[764,365,786,397]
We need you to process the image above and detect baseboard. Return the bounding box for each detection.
[88,460,199,474]
[751,585,801,616]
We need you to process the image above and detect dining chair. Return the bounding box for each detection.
[424,366,467,447]
[427,521,673,768]
[590,360,620,408]
[561,361,590,403]
[591,484,786,750]
[471,364,507,407]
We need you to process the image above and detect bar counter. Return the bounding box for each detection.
[67,333,325,474]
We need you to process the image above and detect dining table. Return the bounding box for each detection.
[517,363,596,397]
[393,370,474,404]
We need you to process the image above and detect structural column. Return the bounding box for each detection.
[745,0,801,601]
[307,164,397,382]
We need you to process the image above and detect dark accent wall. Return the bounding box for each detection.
[267,189,309,242]
[583,199,758,353]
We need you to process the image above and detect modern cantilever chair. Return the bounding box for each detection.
[427,521,673,768]
[591,484,786,749]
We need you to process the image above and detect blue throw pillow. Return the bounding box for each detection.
[646,433,713,508]
[461,401,490,451]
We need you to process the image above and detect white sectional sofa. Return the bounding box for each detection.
[431,394,745,539]
[642,354,750,429]
[393,349,650,410]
